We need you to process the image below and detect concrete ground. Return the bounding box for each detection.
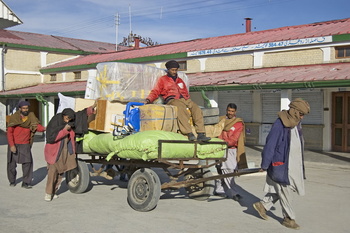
[0,132,349,233]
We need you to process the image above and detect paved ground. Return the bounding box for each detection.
[0,132,349,233]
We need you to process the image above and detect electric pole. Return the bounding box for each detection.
[115,13,120,51]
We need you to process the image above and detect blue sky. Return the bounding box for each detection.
[5,0,350,45]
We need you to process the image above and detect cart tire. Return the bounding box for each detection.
[66,160,90,194]
[127,168,161,212]
[185,169,214,201]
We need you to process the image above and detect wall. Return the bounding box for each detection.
[329,47,350,63]
[46,53,77,65]
[44,70,92,83]
[204,54,253,72]
[0,100,6,132]
[186,59,200,73]
[303,124,324,150]
[189,91,205,107]
[264,48,323,67]
[245,122,260,145]
[186,47,335,73]
[6,73,41,89]
[6,49,41,71]
[65,72,75,82]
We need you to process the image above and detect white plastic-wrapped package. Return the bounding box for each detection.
[87,62,189,102]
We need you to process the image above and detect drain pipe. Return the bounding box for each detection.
[35,94,49,126]
[1,45,7,91]
[201,90,212,108]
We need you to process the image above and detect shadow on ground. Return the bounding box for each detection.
[309,150,350,163]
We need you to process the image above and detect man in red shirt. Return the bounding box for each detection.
[145,60,210,142]
[7,101,46,188]
[215,103,247,201]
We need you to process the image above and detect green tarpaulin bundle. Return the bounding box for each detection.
[84,130,227,161]
[87,132,123,155]
[80,131,97,153]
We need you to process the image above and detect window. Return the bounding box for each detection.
[336,46,350,59]
[74,71,81,80]
[178,61,187,71]
[50,74,57,81]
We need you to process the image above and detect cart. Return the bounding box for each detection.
[65,139,260,212]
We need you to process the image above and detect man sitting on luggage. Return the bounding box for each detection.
[145,60,210,142]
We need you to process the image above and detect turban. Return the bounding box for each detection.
[62,108,76,120]
[18,101,30,108]
[289,98,310,115]
[165,60,179,69]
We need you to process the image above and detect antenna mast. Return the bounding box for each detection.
[129,4,132,34]
[115,12,120,51]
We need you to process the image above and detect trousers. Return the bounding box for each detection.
[261,176,296,219]
[45,164,64,195]
[167,98,205,135]
[7,144,33,184]
[215,148,239,198]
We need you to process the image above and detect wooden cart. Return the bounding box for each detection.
[65,139,260,212]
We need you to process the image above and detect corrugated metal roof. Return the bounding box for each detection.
[42,18,350,70]
[0,81,86,96]
[0,30,116,53]
[1,63,349,97]
[188,63,350,86]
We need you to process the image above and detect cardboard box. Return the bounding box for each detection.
[74,98,95,111]
[88,99,126,132]
[139,104,178,132]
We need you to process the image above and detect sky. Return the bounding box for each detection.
[5,0,350,46]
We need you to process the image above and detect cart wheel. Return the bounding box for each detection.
[66,160,90,194]
[185,169,214,201]
[127,168,161,212]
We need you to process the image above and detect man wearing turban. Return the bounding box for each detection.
[253,98,310,230]
[145,60,210,142]
[7,100,46,189]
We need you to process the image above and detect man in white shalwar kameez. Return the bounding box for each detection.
[253,98,310,230]
[214,103,247,201]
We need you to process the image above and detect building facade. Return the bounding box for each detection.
[0,30,116,128]
[1,18,350,152]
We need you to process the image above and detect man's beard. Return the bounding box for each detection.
[21,111,29,116]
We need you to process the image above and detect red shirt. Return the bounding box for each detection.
[7,124,46,146]
[219,121,243,148]
[44,106,94,164]
[44,128,75,165]
[146,75,190,103]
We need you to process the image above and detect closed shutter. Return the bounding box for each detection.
[218,90,253,122]
[262,92,281,123]
[292,90,323,124]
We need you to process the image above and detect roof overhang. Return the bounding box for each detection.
[0,1,23,29]
[0,81,86,98]
[188,63,350,91]
[1,63,350,98]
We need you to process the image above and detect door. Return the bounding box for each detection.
[332,92,350,152]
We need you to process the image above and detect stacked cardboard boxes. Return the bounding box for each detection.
[139,104,178,132]
[75,98,126,133]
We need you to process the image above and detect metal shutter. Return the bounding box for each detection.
[292,90,323,124]
[218,90,253,122]
[262,92,281,123]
